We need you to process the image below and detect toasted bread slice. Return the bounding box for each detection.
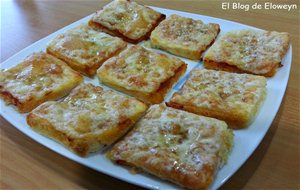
[27,84,147,156]
[108,104,233,190]
[0,52,83,113]
[97,45,187,104]
[47,24,127,76]
[167,68,267,128]
[203,29,290,77]
[88,0,165,44]
[150,14,220,60]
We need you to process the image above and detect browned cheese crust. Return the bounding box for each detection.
[203,29,290,77]
[27,84,148,156]
[0,52,83,112]
[97,45,187,104]
[167,68,267,128]
[109,104,233,190]
[47,24,127,76]
[88,0,165,44]
[151,14,220,60]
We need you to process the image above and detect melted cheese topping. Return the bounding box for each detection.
[48,24,126,66]
[98,45,185,93]
[204,29,290,74]
[91,0,163,40]
[171,68,266,112]
[31,84,146,138]
[110,104,233,181]
[151,14,220,52]
[0,52,81,103]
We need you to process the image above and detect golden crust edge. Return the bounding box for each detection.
[203,59,279,77]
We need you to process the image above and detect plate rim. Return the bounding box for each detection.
[0,5,292,190]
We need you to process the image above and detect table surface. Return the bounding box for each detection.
[1,0,299,189]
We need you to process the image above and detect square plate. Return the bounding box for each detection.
[0,6,292,190]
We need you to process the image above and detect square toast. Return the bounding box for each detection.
[47,24,127,76]
[97,45,187,104]
[203,29,290,77]
[27,84,147,156]
[108,104,233,190]
[150,14,220,60]
[167,69,267,128]
[0,52,83,113]
[88,0,165,44]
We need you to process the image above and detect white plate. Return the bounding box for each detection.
[0,6,292,190]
